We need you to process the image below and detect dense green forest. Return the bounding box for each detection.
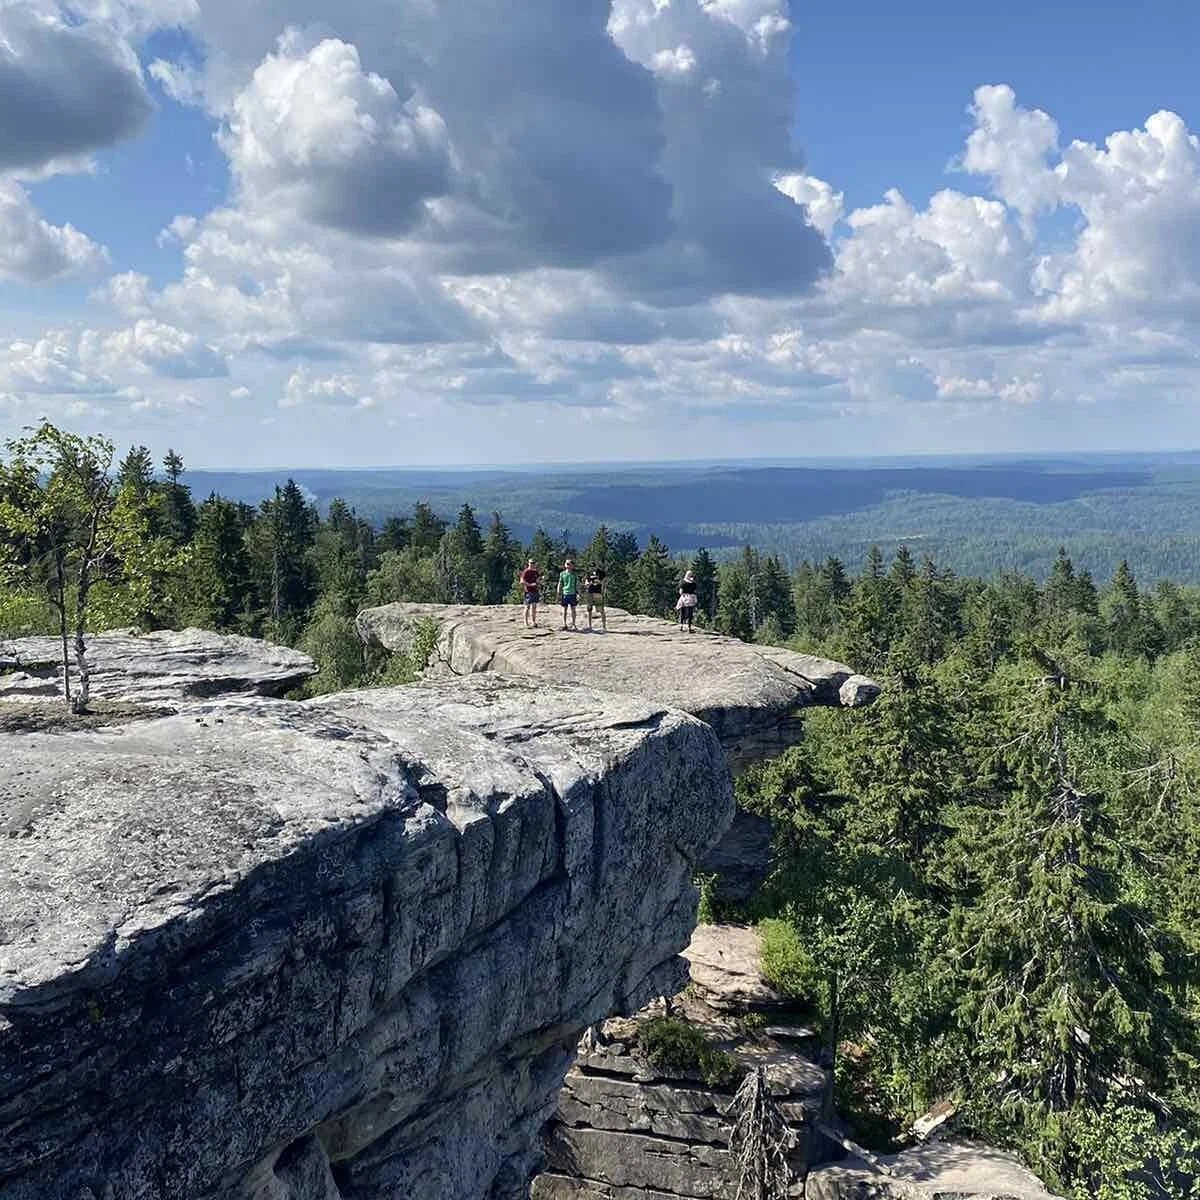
[4,425,1200,1197]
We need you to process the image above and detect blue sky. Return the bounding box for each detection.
[1,0,1199,466]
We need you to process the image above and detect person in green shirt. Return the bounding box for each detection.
[556,558,580,630]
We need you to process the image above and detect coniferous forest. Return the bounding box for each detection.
[4,425,1200,1197]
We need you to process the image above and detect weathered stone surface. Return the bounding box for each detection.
[695,806,773,902]
[534,924,827,1200]
[0,675,732,1200]
[356,603,879,771]
[806,1143,1065,1199]
[684,924,787,1012]
[0,628,316,707]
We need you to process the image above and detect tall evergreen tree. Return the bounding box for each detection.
[266,480,316,639]
[631,535,674,617]
[948,659,1196,1182]
[410,501,446,554]
[160,448,197,544]
[483,511,520,603]
[690,547,718,621]
[118,445,155,498]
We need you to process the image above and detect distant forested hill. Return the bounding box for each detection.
[185,454,1200,582]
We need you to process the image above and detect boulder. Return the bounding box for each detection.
[0,675,732,1200]
[806,1142,1065,1200]
[0,628,316,708]
[356,603,879,772]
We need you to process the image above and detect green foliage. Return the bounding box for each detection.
[1068,1100,1200,1200]
[757,918,821,1003]
[637,1017,745,1089]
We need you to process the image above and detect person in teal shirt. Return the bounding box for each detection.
[557,558,579,630]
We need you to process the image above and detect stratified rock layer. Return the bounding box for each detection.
[0,628,316,707]
[0,676,733,1200]
[534,925,829,1200]
[356,604,878,771]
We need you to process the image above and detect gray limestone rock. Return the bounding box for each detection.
[0,628,316,708]
[0,675,733,1200]
[806,1142,1065,1199]
[355,603,879,772]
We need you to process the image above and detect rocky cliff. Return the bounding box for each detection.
[0,676,732,1200]
[355,604,879,771]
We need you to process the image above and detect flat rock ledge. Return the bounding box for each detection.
[0,675,732,1200]
[0,628,317,708]
[806,1142,1065,1199]
[356,604,879,772]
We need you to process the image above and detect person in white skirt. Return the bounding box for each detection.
[676,569,698,631]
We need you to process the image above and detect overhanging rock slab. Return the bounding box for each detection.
[0,675,732,1200]
[356,604,878,772]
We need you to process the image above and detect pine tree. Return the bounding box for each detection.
[266,480,316,640]
[717,557,754,641]
[889,544,917,591]
[378,515,411,554]
[948,658,1196,1181]
[452,503,484,558]
[118,445,155,498]
[410,501,446,554]
[894,557,955,665]
[1103,561,1160,658]
[631,535,674,617]
[691,547,718,621]
[160,448,197,544]
[190,494,253,629]
[759,555,796,638]
[841,546,895,669]
[483,511,520,603]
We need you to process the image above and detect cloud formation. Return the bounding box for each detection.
[2,2,1200,459]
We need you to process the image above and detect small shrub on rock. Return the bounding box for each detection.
[638,1016,745,1089]
[758,917,821,1004]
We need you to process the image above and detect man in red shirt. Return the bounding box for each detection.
[520,558,541,628]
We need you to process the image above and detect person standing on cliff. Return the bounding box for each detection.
[676,569,698,632]
[557,558,580,631]
[584,567,606,632]
[520,558,541,628]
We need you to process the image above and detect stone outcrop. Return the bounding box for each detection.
[0,628,316,707]
[534,925,830,1200]
[356,604,879,771]
[807,1142,1066,1199]
[0,675,732,1200]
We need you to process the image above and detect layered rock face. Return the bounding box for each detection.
[0,676,732,1200]
[356,604,878,771]
[0,628,316,707]
[534,925,829,1200]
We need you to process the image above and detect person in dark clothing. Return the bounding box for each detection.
[676,569,698,632]
[520,558,541,628]
[584,568,606,632]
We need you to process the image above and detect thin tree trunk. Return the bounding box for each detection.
[54,552,71,710]
[71,507,102,714]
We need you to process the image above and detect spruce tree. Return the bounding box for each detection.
[410,501,446,554]
[631,535,673,617]
[483,511,520,603]
[949,658,1196,1181]
[690,547,718,621]
[160,448,197,543]
[118,445,155,498]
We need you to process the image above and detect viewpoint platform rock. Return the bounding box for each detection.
[0,675,732,1200]
[0,628,316,707]
[356,603,878,770]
